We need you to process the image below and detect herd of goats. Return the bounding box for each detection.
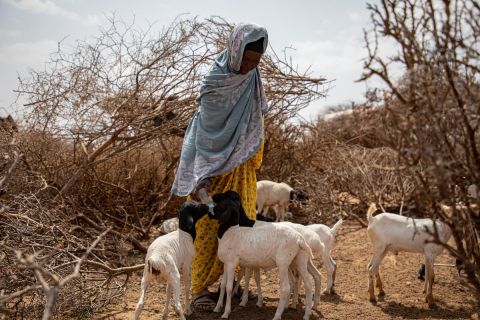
[133,180,462,320]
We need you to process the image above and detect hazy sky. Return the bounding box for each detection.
[0,0,378,120]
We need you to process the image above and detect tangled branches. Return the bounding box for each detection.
[361,0,480,291]
[1,16,328,318]
[259,118,415,227]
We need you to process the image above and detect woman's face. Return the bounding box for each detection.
[239,50,262,75]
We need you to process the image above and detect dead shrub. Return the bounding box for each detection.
[361,0,480,292]
[1,16,327,317]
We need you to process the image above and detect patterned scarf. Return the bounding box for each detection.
[172,22,268,196]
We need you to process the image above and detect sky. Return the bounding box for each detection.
[0,0,379,121]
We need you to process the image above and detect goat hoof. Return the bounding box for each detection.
[369,296,377,304]
[323,287,336,295]
[378,290,385,297]
[425,295,436,308]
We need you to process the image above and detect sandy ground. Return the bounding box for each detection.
[97,222,479,320]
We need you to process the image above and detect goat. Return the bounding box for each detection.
[366,203,452,307]
[232,199,322,309]
[237,209,342,296]
[239,221,342,308]
[256,180,308,221]
[305,219,343,294]
[134,201,209,320]
[211,191,316,320]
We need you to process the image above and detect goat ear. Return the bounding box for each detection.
[225,190,241,202]
[198,203,209,215]
[218,209,231,225]
[299,190,309,200]
[212,192,226,203]
[239,205,248,219]
[290,191,297,201]
[185,214,194,230]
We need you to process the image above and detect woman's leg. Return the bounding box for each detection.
[190,215,223,311]
[190,149,261,311]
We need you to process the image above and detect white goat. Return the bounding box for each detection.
[134,201,209,320]
[366,203,452,307]
[306,219,343,294]
[211,191,317,320]
[236,222,323,310]
[256,180,307,221]
[159,217,179,234]
[277,222,324,309]
[238,218,342,309]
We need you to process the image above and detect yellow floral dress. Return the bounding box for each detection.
[189,141,263,294]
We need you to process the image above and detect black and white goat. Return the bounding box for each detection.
[256,180,308,221]
[211,191,317,320]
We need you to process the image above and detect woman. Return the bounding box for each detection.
[171,22,268,312]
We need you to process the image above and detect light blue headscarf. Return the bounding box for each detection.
[172,22,269,197]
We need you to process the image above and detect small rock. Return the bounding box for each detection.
[471,313,479,320]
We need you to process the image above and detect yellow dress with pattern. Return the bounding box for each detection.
[189,141,263,294]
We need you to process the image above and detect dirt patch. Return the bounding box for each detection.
[97,222,479,319]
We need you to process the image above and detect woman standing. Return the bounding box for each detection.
[171,22,268,312]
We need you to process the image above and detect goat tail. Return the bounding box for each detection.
[330,218,344,236]
[366,203,377,223]
[147,259,153,274]
[298,236,314,259]
[147,256,169,276]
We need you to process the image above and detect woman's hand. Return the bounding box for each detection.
[195,179,215,215]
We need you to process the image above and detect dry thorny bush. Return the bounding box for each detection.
[0,16,332,318]
[361,0,480,291]
[1,2,479,317]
